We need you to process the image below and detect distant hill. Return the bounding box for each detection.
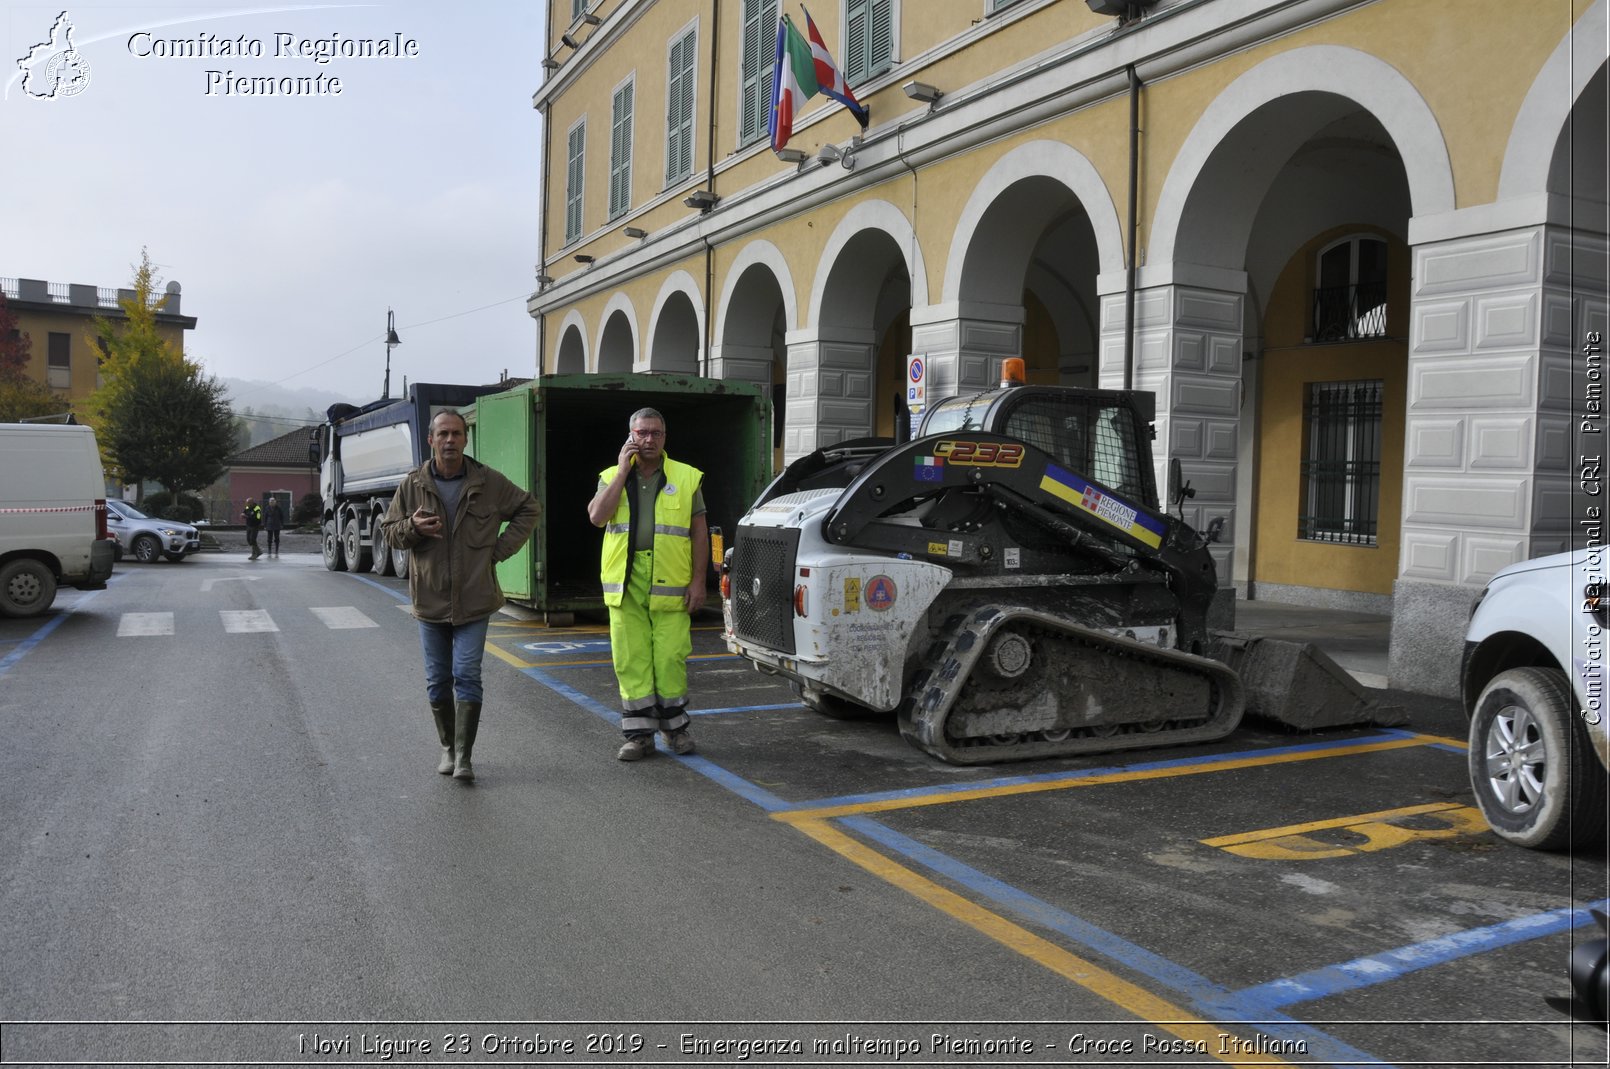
[222,378,366,449]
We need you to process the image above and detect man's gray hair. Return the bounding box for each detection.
[628,407,665,429]
[431,408,467,432]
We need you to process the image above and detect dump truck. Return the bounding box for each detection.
[313,382,503,578]
[721,373,1397,765]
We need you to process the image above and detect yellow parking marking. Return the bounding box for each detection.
[485,643,536,669]
[791,817,1298,1067]
[1202,803,1488,860]
[776,735,1447,823]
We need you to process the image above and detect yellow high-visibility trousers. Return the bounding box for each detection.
[608,551,692,735]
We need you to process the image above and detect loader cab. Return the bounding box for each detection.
[920,385,1159,508]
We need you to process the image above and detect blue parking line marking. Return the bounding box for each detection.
[1231,898,1610,1012]
[839,815,1393,1068]
[692,703,799,715]
[786,731,1428,813]
[345,573,408,600]
[0,588,105,678]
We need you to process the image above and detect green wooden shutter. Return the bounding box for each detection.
[667,28,696,183]
[869,0,893,79]
[740,0,779,144]
[846,0,868,84]
[610,81,633,219]
[565,122,585,243]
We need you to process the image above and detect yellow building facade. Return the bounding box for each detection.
[2,276,196,408]
[528,0,1609,695]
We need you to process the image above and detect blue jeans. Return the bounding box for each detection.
[418,617,490,703]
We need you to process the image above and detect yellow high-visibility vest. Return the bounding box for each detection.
[598,454,702,611]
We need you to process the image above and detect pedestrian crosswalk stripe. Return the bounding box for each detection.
[220,609,278,634]
[117,612,174,637]
[309,606,378,629]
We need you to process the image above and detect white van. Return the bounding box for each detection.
[0,423,116,617]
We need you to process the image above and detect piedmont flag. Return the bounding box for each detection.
[769,17,817,153]
[802,6,869,129]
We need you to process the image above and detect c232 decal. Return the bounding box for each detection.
[931,440,1025,468]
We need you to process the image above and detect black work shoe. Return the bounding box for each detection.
[616,735,655,761]
[663,728,696,755]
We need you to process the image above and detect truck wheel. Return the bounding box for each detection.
[132,534,161,564]
[389,545,409,579]
[371,530,394,576]
[322,519,348,572]
[343,516,372,573]
[0,559,58,618]
[1468,667,1607,850]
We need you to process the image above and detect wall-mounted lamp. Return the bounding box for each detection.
[902,80,943,104]
[560,32,580,48]
[542,57,561,70]
[573,253,595,264]
[623,226,648,239]
[580,12,602,25]
[683,189,719,212]
[775,148,807,164]
[535,273,554,286]
[1084,0,1151,20]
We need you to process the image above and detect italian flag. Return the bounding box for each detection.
[769,16,818,153]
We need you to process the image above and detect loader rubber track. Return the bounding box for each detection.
[898,604,1245,765]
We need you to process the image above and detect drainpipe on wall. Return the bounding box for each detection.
[1123,63,1141,393]
[538,99,551,375]
[700,0,721,378]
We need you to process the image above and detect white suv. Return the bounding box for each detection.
[1462,549,1610,850]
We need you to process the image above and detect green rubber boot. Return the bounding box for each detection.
[430,699,455,774]
[453,701,481,781]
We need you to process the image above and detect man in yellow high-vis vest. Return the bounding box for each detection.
[587,407,708,761]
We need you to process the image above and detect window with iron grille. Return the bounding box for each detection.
[609,78,634,220]
[666,27,697,184]
[1299,380,1382,545]
[739,0,779,145]
[845,0,893,86]
[1312,235,1387,342]
[565,120,586,244]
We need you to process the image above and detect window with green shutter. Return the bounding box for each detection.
[572,0,589,21]
[565,121,586,244]
[610,80,634,219]
[845,0,893,86]
[666,27,696,184]
[739,0,779,145]
[986,0,1028,14]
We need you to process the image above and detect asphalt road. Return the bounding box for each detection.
[0,543,1605,1068]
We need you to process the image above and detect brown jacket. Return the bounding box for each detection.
[380,456,541,624]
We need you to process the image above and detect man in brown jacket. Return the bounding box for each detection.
[380,409,540,782]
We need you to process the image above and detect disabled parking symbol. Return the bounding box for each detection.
[520,639,614,656]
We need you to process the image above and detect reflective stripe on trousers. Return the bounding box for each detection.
[608,550,692,735]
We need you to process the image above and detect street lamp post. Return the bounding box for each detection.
[382,309,402,400]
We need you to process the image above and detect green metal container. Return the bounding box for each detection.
[467,373,771,618]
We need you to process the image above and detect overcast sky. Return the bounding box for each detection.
[4,1,547,409]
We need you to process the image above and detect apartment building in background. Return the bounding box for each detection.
[2,275,197,408]
[526,0,1609,695]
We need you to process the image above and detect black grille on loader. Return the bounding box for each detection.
[730,525,800,655]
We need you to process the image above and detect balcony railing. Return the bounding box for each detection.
[1311,282,1387,342]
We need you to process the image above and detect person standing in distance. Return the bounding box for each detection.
[263,495,285,556]
[243,498,263,560]
[587,407,707,761]
[380,409,541,782]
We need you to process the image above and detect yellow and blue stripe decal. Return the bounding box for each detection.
[1040,462,1165,548]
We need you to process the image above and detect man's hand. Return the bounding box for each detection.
[412,506,444,539]
[617,437,639,476]
[684,583,706,615]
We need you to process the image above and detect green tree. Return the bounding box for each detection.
[101,358,235,502]
[0,292,65,422]
[88,250,235,500]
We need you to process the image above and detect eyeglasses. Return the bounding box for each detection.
[632,429,665,439]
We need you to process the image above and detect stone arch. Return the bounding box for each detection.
[716,239,799,342]
[1498,0,1607,201]
[1150,45,1455,270]
[943,140,1126,301]
[806,199,928,332]
[646,270,704,373]
[552,310,588,374]
[594,292,638,373]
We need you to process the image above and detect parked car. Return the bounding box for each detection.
[105,500,201,563]
[1462,549,1610,850]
